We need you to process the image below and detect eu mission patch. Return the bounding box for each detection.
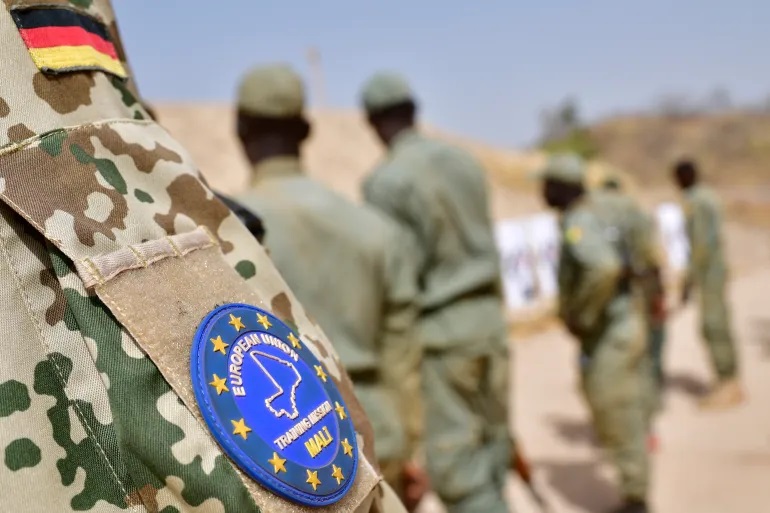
[11,6,127,79]
[191,303,358,506]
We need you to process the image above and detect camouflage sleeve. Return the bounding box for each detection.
[379,227,422,458]
[561,213,622,332]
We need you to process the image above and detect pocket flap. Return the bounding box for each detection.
[74,229,380,512]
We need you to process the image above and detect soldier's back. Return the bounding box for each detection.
[364,130,504,348]
[684,184,727,274]
[238,163,406,371]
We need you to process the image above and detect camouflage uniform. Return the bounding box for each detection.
[360,73,511,513]
[0,3,404,512]
[233,65,422,497]
[543,156,650,503]
[682,184,739,384]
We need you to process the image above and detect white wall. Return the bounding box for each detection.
[495,204,689,312]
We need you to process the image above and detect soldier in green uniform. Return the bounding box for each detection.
[538,155,651,513]
[233,64,427,510]
[596,176,667,423]
[672,159,743,409]
[359,72,512,513]
[0,2,407,511]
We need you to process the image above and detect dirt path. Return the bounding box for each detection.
[419,268,770,513]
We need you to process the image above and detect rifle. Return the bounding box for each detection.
[512,444,552,513]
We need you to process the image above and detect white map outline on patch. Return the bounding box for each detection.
[250,348,302,420]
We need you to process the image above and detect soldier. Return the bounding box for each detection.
[0,2,407,512]
[595,175,666,419]
[538,155,650,513]
[232,64,426,510]
[360,72,512,513]
[672,159,743,409]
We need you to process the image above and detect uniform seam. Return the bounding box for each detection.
[0,229,132,503]
[127,245,148,267]
[165,236,182,257]
[0,118,154,156]
[81,257,106,286]
[0,192,60,245]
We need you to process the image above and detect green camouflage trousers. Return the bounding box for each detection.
[580,303,650,501]
[422,336,511,513]
[648,323,666,387]
[698,280,738,380]
[646,322,666,417]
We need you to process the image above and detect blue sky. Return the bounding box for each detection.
[112,1,768,147]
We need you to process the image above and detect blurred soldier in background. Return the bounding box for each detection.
[538,155,651,513]
[233,64,427,510]
[596,175,666,424]
[360,72,512,513]
[0,2,408,511]
[672,159,743,409]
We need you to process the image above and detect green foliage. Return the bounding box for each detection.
[540,128,599,160]
[538,97,600,159]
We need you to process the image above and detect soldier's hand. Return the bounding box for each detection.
[402,462,429,512]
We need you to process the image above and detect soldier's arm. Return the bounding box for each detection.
[363,172,435,275]
[563,215,622,333]
[634,210,662,270]
[379,227,422,458]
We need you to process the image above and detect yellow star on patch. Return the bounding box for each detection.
[341,438,353,457]
[287,333,301,349]
[256,312,272,330]
[314,364,327,383]
[231,418,252,440]
[209,374,229,395]
[268,452,287,473]
[228,314,245,332]
[565,226,583,245]
[306,469,322,491]
[331,464,344,485]
[334,401,347,420]
[210,335,229,355]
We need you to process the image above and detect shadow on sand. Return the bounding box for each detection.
[535,458,619,513]
[665,371,710,397]
[548,415,599,448]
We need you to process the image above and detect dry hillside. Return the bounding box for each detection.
[154,103,544,219]
[155,104,769,276]
[591,111,770,227]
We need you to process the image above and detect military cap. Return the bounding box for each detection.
[360,71,415,113]
[237,64,305,118]
[534,153,586,185]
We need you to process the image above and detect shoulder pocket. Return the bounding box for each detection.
[74,227,381,512]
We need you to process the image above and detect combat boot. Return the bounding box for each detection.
[699,378,745,410]
[610,498,649,513]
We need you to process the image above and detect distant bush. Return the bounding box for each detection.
[540,128,599,159]
[538,97,599,159]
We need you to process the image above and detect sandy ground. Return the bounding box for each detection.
[418,267,770,513]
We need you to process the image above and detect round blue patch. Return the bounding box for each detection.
[191,303,358,506]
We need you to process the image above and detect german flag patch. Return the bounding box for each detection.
[11,6,127,79]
